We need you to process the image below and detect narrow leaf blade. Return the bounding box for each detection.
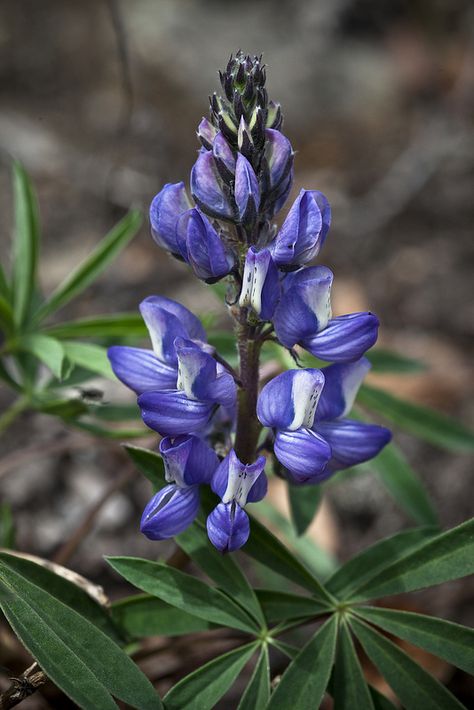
[18,333,64,379]
[350,617,464,710]
[237,645,270,710]
[268,615,338,709]
[62,341,114,379]
[356,606,474,675]
[12,162,40,327]
[333,622,375,710]
[45,313,147,339]
[288,484,322,536]
[255,589,327,624]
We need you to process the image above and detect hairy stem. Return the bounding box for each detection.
[234,313,262,463]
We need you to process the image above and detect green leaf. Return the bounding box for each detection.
[288,484,322,536]
[35,210,142,322]
[270,640,300,659]
[0,261,9,299]
[62,342,114,379]
[0,358,21,390]
[268,615,338,709]
[111,594,216,639]
[243,514,334,604]
[350,617,464,710]
[44,313,148,339]
[349,517,474,601]
[164,643,256,710]
[0,552,121,642]
[355,607,474,675]
[0,294,14,335]
[18,333,64,378]
[11,162,40,327]
[177,521,265,628]
[32,395,89,419]
[371,444,438,526]
[326,526,437,599]
[123,445,165,491]
[369,686,402,710]
[0,505,15,548]
[237,645,270,710]
[333,622,375,710]
[0,559,161,710]
[358,384,474,452]
[255,589,328,623]
[107,557,258,633]
[71,420,146,439]
[366,348,426,374]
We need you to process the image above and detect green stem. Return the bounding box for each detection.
[0,395,29,436]
[234,314,262,463]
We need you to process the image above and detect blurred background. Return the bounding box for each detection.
[0,0,473,704]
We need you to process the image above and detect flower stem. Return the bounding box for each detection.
[234,313,262,463]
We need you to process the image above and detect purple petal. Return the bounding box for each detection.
[197,117,217,150]
[140,484,200,540]
[159,434,219,487]
[212,131,236,181]
[107,346,177,394]
[270,189,326,267]
[191,150,233,220]
[149,183,191,255]
[273,266,333,349]
[313,419,391,471]
[274,428,332,484]
[175,338,236,407]
[238,247,280,321]
[316,358,371,421]
[268,168,294,218]
[313,191,331,245]
[235,153,260,224]
[206,502,250,552]
[257,368,325,431]
[211,450,267,505]
[177,208,234,281]
[139,296,206,365]
[302,313,379,363]
[138,390,214,436]
[264,129,294,191]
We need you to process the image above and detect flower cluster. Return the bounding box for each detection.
[108,51,390,553]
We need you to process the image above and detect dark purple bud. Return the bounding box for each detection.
[238,117,254,160]
[149,183,192,256]
[212,132,236,183]
[176,208,235,282]
[197,117,217,150]
[234,153,260,224]
[206,502,250,552]
[141,484,200,540]
[191,150,234,221]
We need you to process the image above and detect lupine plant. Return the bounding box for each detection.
[0,51,473,709]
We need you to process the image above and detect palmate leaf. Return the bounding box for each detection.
[237,645,270,710]
[177,520,266,628]
[164,643,257,710]
[355,607,474,675]
[255,589,328,624]
[35,210,142,322]
[333,622,375,710]
[111,594,217,639]
[350,617,464,710]
[326,525,437,599]
[267,615,338,709]
[288,484,322,536]
[358,384,474,452]
[107,556,258,633]
[349,517,474,602]
[11,162,40,328]
[243,514,335,605]
[370,443,438,526]
[0,558,161,710]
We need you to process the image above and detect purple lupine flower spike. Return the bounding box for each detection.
[149,183,192,256]
[207,450,267,552]
[108,295,206,395]
[273,266,379,363]
[176,208,235,282]
[270,189,330,268]
[140,435,219,540]
[238,247,280,321]
[191,150,234,220]
[234,153,260,224]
